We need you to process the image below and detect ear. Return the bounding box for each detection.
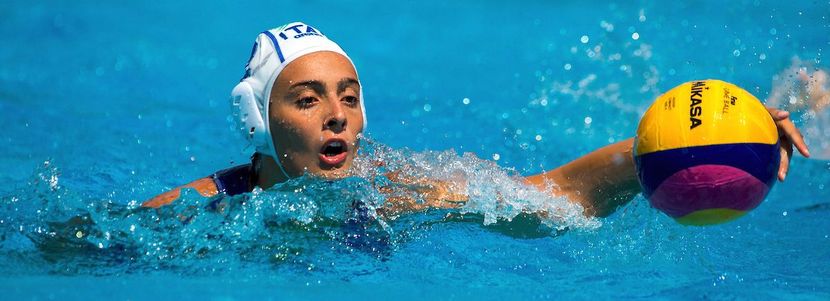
[231,81,273,157]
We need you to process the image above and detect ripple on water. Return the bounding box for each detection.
[0,138,598,275]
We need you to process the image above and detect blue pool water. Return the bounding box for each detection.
[2,0,830,299]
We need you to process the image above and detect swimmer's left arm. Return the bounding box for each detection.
[524,138,641,217]
[524,107,810,218]
[378,139,642,218]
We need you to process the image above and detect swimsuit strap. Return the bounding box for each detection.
[212,163,255,196]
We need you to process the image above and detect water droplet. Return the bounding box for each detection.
[600,20,614,32]
[631,32,640,40]
[584,116,593,124]
[782,211,788,216]
[423,104,432,112]
[564,63,572,71]
[462,98,470,105]
[492,153,501,161]
[535,135,542,141]
[733,49,741,57]
[580,35,590,44]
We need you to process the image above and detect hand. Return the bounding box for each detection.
[374,168,468,217]
[766,107,811,181]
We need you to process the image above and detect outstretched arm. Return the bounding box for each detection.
[524,138,640,217]
[374,138,641,218]
[523,107,810,218]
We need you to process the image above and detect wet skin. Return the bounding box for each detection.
[258,51,365,188]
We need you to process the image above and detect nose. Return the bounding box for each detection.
[324,101,347,133]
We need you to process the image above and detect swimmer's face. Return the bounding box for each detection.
[268,51,364,179]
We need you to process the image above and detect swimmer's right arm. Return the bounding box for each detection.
[141,177,219,208]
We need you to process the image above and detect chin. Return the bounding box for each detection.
[314,167,350,180]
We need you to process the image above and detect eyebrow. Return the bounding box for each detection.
[286,78,360,98]
[337,78,360,94]
[288,80,326,97]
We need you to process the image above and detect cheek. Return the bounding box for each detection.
[270,124,319,175]
[351,111,366,134]
[272,122,318,153]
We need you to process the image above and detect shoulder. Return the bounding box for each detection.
[141,163,256,208]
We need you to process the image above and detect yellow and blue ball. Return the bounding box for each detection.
[634,79,780,225]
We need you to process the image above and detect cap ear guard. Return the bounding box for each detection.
[231,81,275,158]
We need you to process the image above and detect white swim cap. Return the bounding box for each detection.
[231,22,366,176]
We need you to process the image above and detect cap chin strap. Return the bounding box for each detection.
[231,81,290,180]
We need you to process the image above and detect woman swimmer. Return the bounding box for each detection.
[144,22,811,219]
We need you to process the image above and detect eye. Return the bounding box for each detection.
[343,96,359,107]
[296,97,317,109]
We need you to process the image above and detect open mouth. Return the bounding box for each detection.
[319,139,348,166]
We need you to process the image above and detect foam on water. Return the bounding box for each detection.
[766,58,830,159]
[0,138,598,276]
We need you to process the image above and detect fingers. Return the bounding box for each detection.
[766,107,811,182]
[768,107,789,121]
[777,117,811,158]
[428,199,465,209]
[778,138,793,181]
[767,107,811,158]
